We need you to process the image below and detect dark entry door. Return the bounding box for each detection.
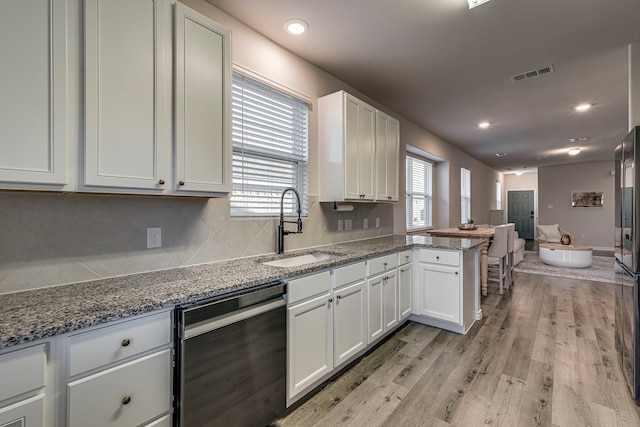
[508,190,535,239]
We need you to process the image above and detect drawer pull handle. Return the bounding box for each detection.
[179,180,185,186]
[158,179,165,185]
[383,262,388,268]
[405,255,409,260]
[121,338,131,347]
[455,272,459,275]
[436,256,440,260]
[122,396,132,405]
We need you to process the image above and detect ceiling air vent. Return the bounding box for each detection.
[510,65,555,82]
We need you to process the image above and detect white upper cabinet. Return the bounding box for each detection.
[83,0,169,192]
[319,91,376,202]
[375,111,399,202]
[0,0,68,189]
[174,3,231,194]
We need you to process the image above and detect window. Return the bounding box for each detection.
[461,167,471,223]
[406,155,433,229]
[231,72,309,217]
[496,181,502,209]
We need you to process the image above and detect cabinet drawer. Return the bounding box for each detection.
[287,271,331,305]
[68,349,171,427]
[333,262,365,289]
[367,254,397,277]
[397,250,413,266]
[68,311,171,377]
[419,249,459,266]
[0,344,46,402]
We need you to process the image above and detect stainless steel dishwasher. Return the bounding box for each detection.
[175,282,287,427]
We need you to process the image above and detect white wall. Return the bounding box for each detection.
[537,161,615,250]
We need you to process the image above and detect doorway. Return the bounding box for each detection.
[508,190,535,240]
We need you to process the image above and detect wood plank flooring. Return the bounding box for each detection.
[273,272,640,426]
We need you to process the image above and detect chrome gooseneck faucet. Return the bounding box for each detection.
[277,187,303,254]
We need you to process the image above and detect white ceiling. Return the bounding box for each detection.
[206,0,640,173]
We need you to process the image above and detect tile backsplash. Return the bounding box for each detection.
[0,192,393,294]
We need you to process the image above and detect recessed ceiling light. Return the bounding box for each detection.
[495,152,507,157]
[574,103,591,112]
[467,0,490,9]
[568,148,581,155]
[284,18,308,35]
[478,121,490,129]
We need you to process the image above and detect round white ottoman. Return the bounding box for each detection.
[539,243,593,268]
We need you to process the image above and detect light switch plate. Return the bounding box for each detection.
[345,219,352,230]
[338,219,344,231]
[376,218,381,228]
[363,218,368,229]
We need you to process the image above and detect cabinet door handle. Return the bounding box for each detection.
[336,295,342,300]
[158,179,165,185]
[328,298,333,303]
[436,256,440,260]
[405,255,409,260]
[122,396,132,405]
[383,262,388,268]
[178,180,185,186]
[121,338,131,347]
[455,272,459,275]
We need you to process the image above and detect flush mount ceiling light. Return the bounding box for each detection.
[515,171,523,176]
[568,148,581,155]
[284,18,308,35]
[495,152,507,157]
[567,137,590,143]
[574,103,591,112]
[467,0,491,9]
[478,121,490,129]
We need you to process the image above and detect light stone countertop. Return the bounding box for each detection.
[0,235,485,349]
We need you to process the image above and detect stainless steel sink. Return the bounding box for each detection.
[263,252,340,268]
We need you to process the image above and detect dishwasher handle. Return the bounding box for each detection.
[184,297,285,340]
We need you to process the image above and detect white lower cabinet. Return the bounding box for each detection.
[65,310,173,426]
[0,394,45,427]
[366,254,398,344]
[333,263,366,367]
[398,259,413,321]
[286,272,333,405]
[67,349,171,427]
[0,344,48,427]
[412,248,480,334]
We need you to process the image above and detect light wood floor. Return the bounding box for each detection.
[274,272,640,426]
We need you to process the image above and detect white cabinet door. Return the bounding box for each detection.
[0,394,44,427]
[0,0,68,188]
[174,3,231,194]
[287,292,333,402]
[367,273,384,344]
[375,111,399,202]
[334,280,366,367]
[343,93,375,201]
[419,263,461,324]
[398,263,413,321]
[383,269,398,331]
[84,0,168,191]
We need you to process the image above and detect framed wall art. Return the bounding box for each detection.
[571,191,604,208]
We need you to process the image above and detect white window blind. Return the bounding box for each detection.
[406,155,433,229]
[461,167,471,223]
[231,73,309,217]
[496,181,502,209]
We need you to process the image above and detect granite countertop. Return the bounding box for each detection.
[0,234,485,349]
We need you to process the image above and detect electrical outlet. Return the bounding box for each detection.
[147,227,162,248]
[345,219,352,231]
[376,218,381,228]
[363,218,368,229]
[338,219,344,231]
